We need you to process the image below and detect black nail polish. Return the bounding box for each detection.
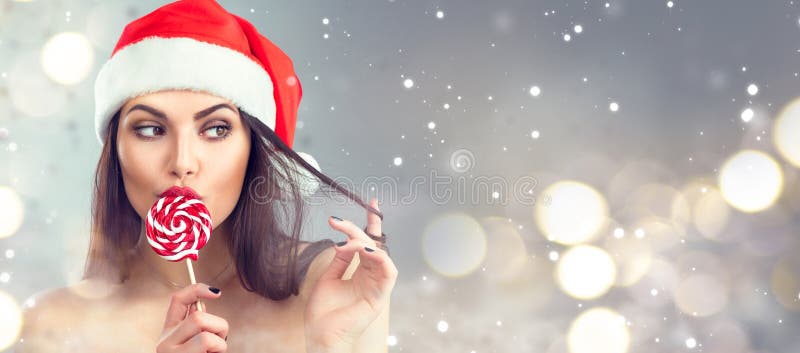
[365,246,375,252]
[209,287,221,294]
[336,241,347,247]
[331,216,343,222]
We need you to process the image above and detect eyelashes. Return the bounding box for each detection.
[134,126,163,139]
[133,123,233,141]
[204,124,232,139]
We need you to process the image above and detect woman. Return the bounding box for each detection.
[17,1,397,352]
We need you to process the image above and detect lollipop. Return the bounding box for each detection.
[146,186,212,311]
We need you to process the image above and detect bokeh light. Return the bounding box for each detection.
[1,2,799,352]
[8,51,69,117]
[480,217,529,284]
[614,302,667,350]
[603,230,653,287]
[740,107,754,122]
[606,160,675,213]
[535,181,609,245]
[0,186,24,238]
[702,319,751,353]
[675,273,729,317]
[40,32,94,85]
[625,256,679,309]
[567,307,630,353]
[770,253,800,311]
[84,2,129,52]
[422,212,487,277]
[718,150,784,213]
[628,217,686,252]
[0,290,23,350]
[773,98,800,167]
[691,187,731,241]
[556,245,617,300]
[624,183,690,228]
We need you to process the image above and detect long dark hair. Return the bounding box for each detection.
[83,109,387,300]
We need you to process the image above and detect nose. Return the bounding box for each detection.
[168,132,198,180]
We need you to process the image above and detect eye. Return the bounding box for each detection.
[204,124,232,139]
[135,126,163,138]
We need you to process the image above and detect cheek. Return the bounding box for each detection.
[117,142,160,218]
[207,143,250,226]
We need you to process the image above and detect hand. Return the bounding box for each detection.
[156,283,229,353]
[304,198,399,350]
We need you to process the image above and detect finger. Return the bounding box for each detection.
[163,283,222,331]
[365,198,382,238]
[186,302,198,318]
[354,243,398,282]
[320,238,370,281]
[328,216,376,245]
[341,244,398,309]
[179,331,227,353]
[167,311,229,346]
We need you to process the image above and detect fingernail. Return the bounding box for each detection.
[209,287,221,294]
[335,240,347,247]
[365,246,375,252]
[331,216,343,222]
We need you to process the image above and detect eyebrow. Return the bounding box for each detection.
[125,103,238,121]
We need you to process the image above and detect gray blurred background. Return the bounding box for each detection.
[2,0,800,352]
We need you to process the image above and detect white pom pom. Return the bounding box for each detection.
[295,152,321,197]
[274,151,321,198]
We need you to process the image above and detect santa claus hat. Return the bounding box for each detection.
[93,0,321,196]
[94,0,299,149]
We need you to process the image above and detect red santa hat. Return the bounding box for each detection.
[94,0,322,196]
[93,0,300,149]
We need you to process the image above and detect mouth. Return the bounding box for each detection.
[158,186,203,200]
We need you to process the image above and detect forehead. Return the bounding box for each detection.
[121,90,237,114]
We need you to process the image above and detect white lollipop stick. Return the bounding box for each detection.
[186,259,205,312]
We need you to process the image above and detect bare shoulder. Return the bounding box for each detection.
[16,279,121,352]
[17,284,81,352]
[21,280,107,326]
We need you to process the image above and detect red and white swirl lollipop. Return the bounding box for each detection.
[146,185,212,311]
[146,186,212,261]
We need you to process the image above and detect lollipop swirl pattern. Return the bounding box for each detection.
[146,195,212,262]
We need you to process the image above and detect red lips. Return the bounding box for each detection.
[159,186,203,200]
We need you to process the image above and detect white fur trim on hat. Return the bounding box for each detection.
[93,36,275,145]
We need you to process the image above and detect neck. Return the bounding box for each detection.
[133,220,237,292]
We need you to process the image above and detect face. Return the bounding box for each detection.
[116,90,251,230]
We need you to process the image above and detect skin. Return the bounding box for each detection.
[116,89,249,291]
[17,89,397,353]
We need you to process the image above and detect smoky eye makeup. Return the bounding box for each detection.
[202,121,234,140]
[132,124,164,140]
[130,119,234,141]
